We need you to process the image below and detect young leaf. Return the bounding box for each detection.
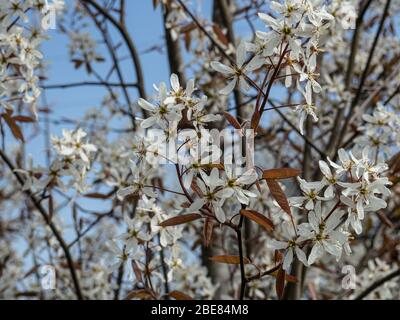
[210,255,251,265]
[159,213,202,227]
[184,30,192,51]
[71,59,83,69]
[240,209,274,231]
[131,260,143,284]
[84,192,110,199]
[124,289,155,300]
[270,270,298,283]
[266,179,292,218]
[276,266,286,300]
[262,168,301,180]
[2,113,24,142]
[250,108,261,130]
[169,290,194,300]
[223,111,241,129]
[13,115,35,123]
[203,217,214,248]
[212,24,229,46]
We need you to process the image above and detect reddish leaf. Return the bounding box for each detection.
[240,209,274,231]
[270,270,298,283]
[274,250,283,264]
[84,192,110,199]
[184,30,192,51]
[71,59,83,69]
[131,260,143,284]
[191,180,204,197]
[180,201,191,208]
[159,213,202,227]
[169,290,194,300]
[223,111,241,129]
[276,266,286,300]
[266,179,292,218]
[2,113,24,142]
[180,22,197,33]
[124,289,155,300]
[250,108,261,130]
[203,217,214,248]
[15,291,38,298]
[212,24,229,46]
[210,255,251,265]
[13,115,35,123]
[262,168,301,180]
[204,163,224,170]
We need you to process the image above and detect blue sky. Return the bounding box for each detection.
[25,0,264,164]
[6,1,278,263]
[25,1,223,162]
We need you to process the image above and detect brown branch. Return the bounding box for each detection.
[355,268,400,300]
[81,0,148,102]
[81,1,135,126]
[236,214,247,300]
[328,0,390,158]
[43,81,138,90]
[0,149,83,300]
[162,3,186,83]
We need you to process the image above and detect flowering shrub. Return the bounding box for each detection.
[0,0,399,300]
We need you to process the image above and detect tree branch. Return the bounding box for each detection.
[0,149,83,300]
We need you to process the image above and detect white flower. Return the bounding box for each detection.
[296,103,318,135]
[268,221,308,271]
[53,128,97,165]
[329,148,356,175]
[118,214,150,253]
[138,82,183,129]
[14,156,44,192]
[116,161,157,200]
[297,63,322,105]
[290,178,326,210]
[164,73,195,106]
[211,40,264,94]
[151,211,183,247]
[221,165,258,205]
[335,1,357,29]
[340,195,363,235]
[107,240,133,277]
[298,202,345,264]
[318,160,342,198]
[340,179,390,220]
[188,168,229,222]
[257,12,302,60]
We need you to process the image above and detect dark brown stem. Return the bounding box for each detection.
[0,149,83,300]
[355,268,400,300]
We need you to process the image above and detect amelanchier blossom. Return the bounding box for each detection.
[211,41,264,94]
[2,0,400,302]
[268,221,308,271]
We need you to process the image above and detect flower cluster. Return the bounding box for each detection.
[211,0,357,135]
[107,195,217,299]
[2,0,400,301]
[353,103,400,160]
[0,0,64,116]
[273,147,392,271]
[15,128,97,194]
